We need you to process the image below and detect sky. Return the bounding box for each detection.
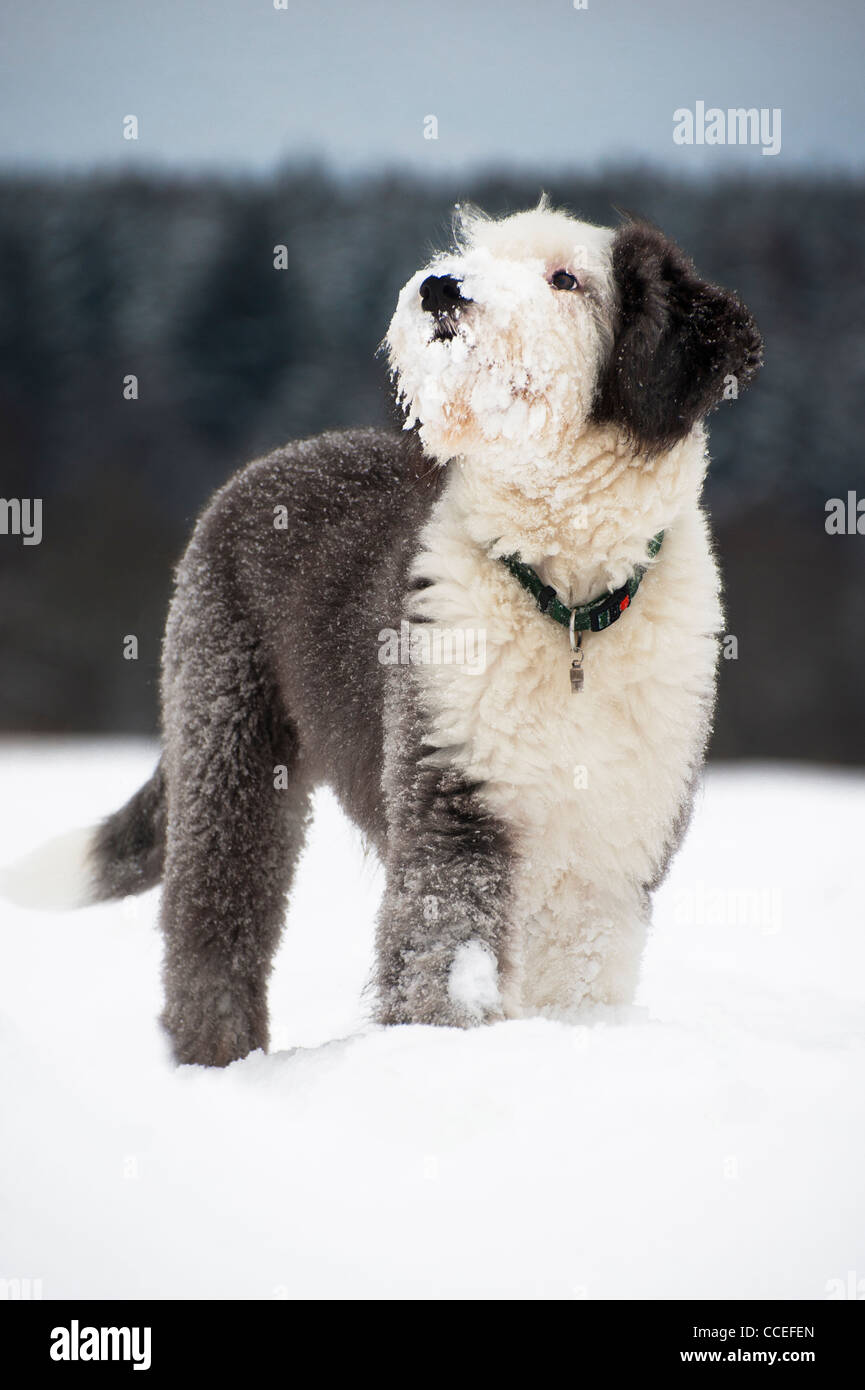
[0,0,862,176]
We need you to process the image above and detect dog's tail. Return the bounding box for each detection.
[1,761,166,910]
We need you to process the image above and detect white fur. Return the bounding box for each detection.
[0,826,96,910]
[386,205,723,1019]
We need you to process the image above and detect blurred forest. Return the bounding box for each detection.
[0,165,863,761]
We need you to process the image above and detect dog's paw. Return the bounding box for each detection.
[161,986,267,1067]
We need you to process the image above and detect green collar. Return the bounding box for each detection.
[499,532,664,633]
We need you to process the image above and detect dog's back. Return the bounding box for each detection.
[2,427,436,913]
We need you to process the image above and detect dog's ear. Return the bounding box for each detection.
[592,222,763,454]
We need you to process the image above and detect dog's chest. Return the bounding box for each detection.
[409,505,722,887]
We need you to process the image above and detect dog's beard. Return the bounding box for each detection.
[389,315,594,468]
[430,315,459,343]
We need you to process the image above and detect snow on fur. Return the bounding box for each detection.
[386,205,614,467]
[448,939,502,1019]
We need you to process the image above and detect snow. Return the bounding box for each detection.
[448,940,501,1018]
[0,739,863,1300]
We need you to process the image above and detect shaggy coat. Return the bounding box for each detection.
[7,204,761,1065]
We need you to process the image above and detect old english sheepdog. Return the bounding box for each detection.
[5,201,762,1065]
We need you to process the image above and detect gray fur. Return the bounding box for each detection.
[90,760,166,898]
[92,427,512,1063]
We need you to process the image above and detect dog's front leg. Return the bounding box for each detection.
[375,702,512,1026]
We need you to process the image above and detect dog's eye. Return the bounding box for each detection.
[550,270,579,291]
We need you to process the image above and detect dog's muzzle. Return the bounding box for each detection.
[419,274,471,341]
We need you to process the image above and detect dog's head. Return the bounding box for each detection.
[385,201,762,467]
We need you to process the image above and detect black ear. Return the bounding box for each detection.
[592,222,763,455]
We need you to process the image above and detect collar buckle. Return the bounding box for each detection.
[589,582,632,632]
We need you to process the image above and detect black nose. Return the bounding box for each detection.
[419,274,464,315]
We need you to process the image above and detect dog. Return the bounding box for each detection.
[4,201,761,1065]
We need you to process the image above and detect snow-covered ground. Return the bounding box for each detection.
[0,740,863,1300]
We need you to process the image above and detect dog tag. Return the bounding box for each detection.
[568,612,584,694]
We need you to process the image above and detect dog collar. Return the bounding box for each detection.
[499,532,664,634]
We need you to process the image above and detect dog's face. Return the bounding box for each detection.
[386,202,762,468]
[387,205,615,466]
